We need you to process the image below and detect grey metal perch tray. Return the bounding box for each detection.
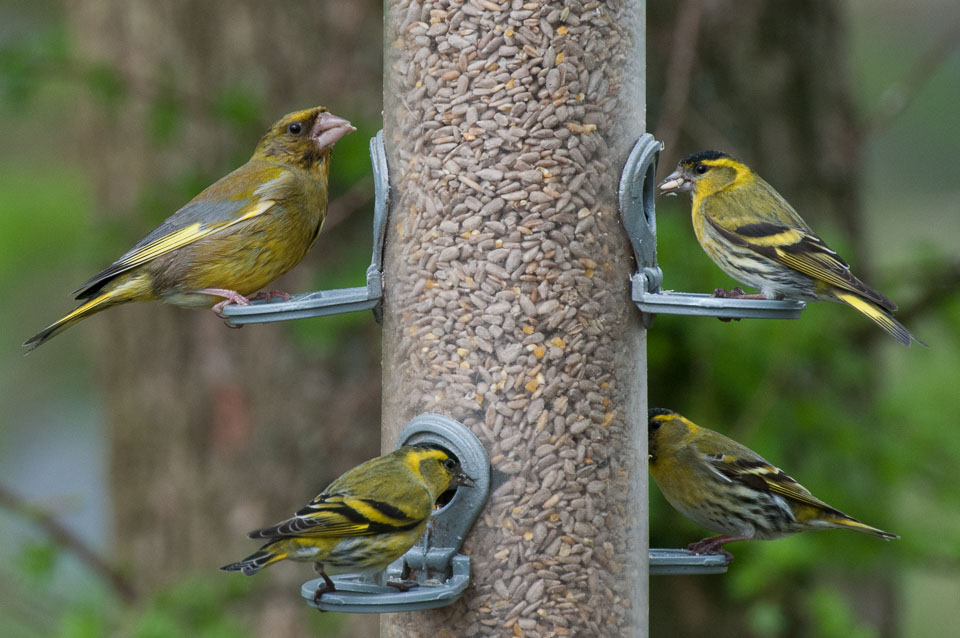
[649,548,729,576]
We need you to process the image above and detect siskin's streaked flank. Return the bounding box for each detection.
[648,408,898,561]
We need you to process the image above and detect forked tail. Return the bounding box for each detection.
[833,291,925,347]
[820,513,900,541]
[220,542,287,576]
[23,277,150,354]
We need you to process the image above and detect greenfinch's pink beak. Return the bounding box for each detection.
[657,169,690,196]
[312,112,355,150]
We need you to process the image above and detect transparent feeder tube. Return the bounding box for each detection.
[381,1,648,636]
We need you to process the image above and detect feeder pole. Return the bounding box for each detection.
[381,0,648,635]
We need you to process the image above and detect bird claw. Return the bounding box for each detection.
[386,578,419,592]
[714,286,770,321]
[712,286,767,301]
[249,290,292,303]
[204,289,252,317]
[688,537,736,564]
[711,286,746,299]
[312,565,336,607]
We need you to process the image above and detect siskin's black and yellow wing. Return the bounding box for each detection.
[706,454,841,514]
[247,492,427,540]
[704,209,897,311]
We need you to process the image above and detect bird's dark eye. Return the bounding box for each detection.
[695,164,708,175]
[287,122,303,135]
[650,419,662,431]
[443,458,457,471]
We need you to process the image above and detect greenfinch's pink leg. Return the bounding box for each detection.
[200,288,252,317]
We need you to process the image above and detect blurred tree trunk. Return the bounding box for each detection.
[647,2,896,638]
[64,1,383,635]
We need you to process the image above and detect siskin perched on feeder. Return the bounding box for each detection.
[24,106,355,353]
[658,151,923,346]
[648,408,898,562]
[221,444,473,598]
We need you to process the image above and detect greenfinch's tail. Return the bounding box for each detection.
[833,290,925,347]
[818,514,900,541]
[23,277,148,354]
[23,292,116,354]
[220,542,288,576]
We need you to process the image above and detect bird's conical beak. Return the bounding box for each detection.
[657,170,689,196]
[312,112,356,150]
[453,470,475,489]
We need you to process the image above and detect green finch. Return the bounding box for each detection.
[658,150,922,346]
[24,106,355,353]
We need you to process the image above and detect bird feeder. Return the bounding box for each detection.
[379,0,649,635]
[216,1,816,633]
[217,127,747,624]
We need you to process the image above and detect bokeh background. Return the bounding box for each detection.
[1,1,957,636]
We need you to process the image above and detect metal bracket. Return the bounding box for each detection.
[649,548,729,576]
[618,135,805,323]
[302,414,490,613]
[222,130,390,325]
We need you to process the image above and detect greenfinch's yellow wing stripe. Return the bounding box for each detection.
[102,199,274,273]
[72,196,278,298]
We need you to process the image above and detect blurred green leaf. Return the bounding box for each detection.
[0,44,36,105]
[16,541,58,583]
[60,604,109,638]
[327,121,380,186]
[130,574,254,638]
[0,25,122,108]
[148,95,183,144]
[0,164,90,281]
[806,585,876,638]
[746,600,786,637]
[211,87,263,134]
[83,63,125,105]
